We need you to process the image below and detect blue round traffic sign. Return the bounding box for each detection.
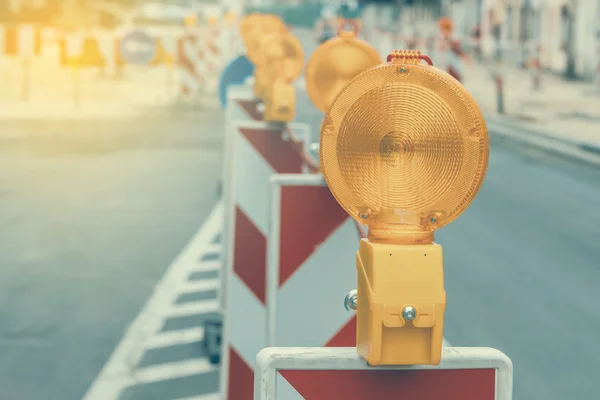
[218,55,255,109]
[119,30,157,66]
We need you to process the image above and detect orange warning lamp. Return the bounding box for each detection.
[260,31,304,123]
[322,50,489,366]
[184,13,198,27]
[240,14,287,99]
[206,15,219,27]
[306,19,381,113]
[224,11,237,25]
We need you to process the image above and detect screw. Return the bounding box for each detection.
[430,216,437,224]
[398,67,406,74]
[402,305,416,321]
[360,212,368,220]
[344,289,358,311]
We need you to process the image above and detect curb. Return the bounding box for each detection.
[484,112,600,166]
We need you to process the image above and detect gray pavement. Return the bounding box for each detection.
[0,103,224,400]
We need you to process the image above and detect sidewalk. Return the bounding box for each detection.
[462,58,600,157]
[0,54,179,122]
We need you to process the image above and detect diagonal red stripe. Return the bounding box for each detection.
[233,206,267,304]
[280,368,496,400]
[325,316,356,347]
[227,347,254,400]
[279,185,352,287]
[239,127,304,174]
[236,99,263,121]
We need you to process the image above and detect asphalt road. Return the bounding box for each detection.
[0,102,224,400]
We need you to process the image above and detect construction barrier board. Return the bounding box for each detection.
[254,347,514,400]
[266,173,359,348]
[219,84,262,311]
[220,120,311,400]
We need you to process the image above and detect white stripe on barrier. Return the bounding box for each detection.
[273,217,358,347]
[229,274,268,368]
[234,126,276,236]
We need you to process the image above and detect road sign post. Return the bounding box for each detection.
[254,347,513,400]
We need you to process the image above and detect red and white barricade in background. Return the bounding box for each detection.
[220,120,312,400]
[266,173,359,347]
[0,24,42,58]
[178,28,206,100]
[255,347,514,400]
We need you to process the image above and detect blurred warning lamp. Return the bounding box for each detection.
[321,50,489,366]
[184,13,198,27]
[306,19,381,113]
[241,14,285,64]
[259,32,305,123]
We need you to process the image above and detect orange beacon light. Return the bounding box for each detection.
[322,50,489,366]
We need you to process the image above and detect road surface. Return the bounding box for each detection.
[0,102,224,400]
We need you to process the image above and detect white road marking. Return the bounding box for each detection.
[190,259,222,273]
[175,394,220,400]
[179,279,220,294]
[133,359,216,384]
[82,201,223,400]
[204,243,222,255]
[165,300,220,318]
[144,327,205,349]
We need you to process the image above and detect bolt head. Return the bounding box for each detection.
[402,306,416,321]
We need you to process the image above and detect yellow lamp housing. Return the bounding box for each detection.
[321,50,489,366]
[258,32,304,123]
[305,21,381,113]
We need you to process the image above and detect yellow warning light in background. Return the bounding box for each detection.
[260,32,304,123]
[321,50,489,366]
[306,20,381,113]
[184,13,198,27]
[206,15,219,27]
[243,15,288,100]
[224,11,238,25]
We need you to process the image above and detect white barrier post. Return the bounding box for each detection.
[219,83,263,310]
[254,347,514,400]
[266,173,360,348]
[220,121,311,400]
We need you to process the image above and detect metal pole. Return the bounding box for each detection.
[22,58,30,102]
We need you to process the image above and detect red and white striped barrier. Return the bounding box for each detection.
[178,31,204,99]
[266,174,359,348]
[0,24,42,57]
[254,347,514,399]
[220,120,311,400]
[219,84,262,310]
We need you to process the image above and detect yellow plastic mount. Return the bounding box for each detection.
[263,81,295,123]
[356,240,446,366]
[253,66,270,98]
